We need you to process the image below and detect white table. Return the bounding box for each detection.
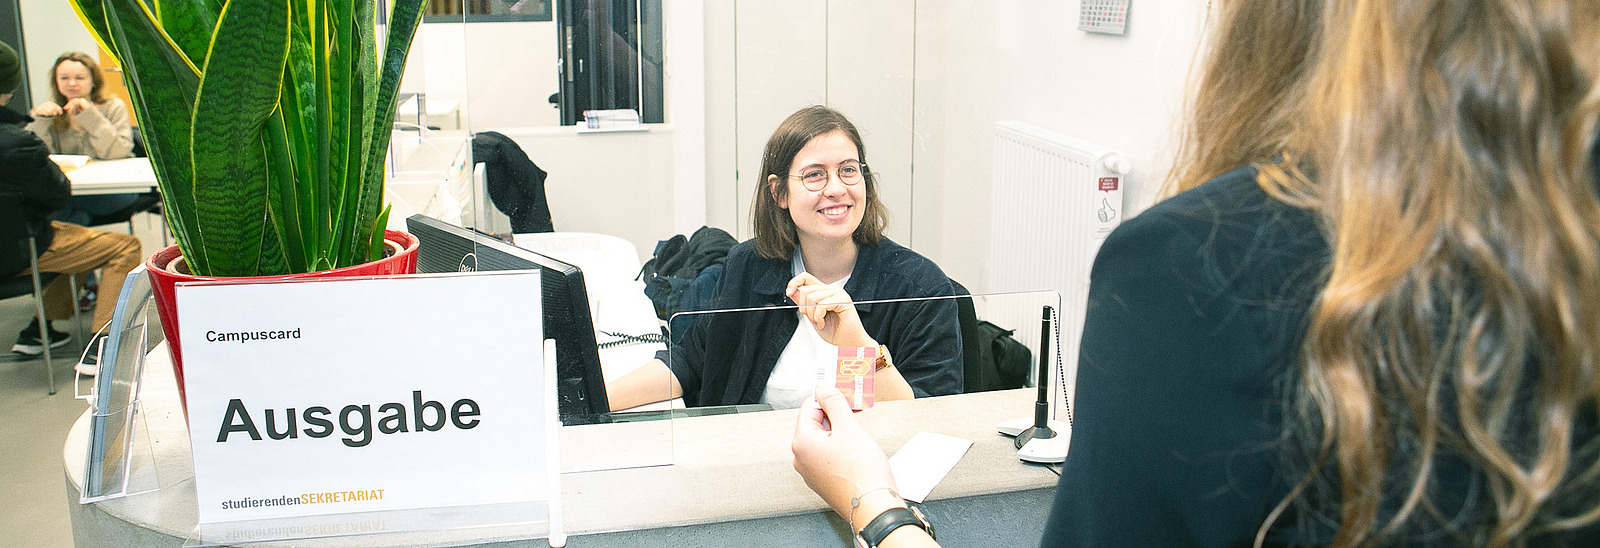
[64,158,159,196]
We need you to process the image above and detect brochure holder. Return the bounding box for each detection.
[79,265,162,503]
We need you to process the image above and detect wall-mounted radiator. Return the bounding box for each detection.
[987,121,1128,417]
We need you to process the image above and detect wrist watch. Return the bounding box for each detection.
[856,505,934,547]
[873,344,894,371]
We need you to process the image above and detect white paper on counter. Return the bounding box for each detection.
[888,432,973,503]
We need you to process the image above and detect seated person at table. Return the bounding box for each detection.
[607,106,962,410]
[26,52,132,160]
[26,51,153,228]
[0,43,141,371]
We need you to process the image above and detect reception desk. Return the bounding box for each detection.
[65,344,1059,547]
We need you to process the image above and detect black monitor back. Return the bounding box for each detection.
[406,214,611,422]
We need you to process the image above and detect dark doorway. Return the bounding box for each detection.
[555,0,662,126]
[0,0,31,113]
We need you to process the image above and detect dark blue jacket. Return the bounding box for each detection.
[1046,166,1600,546]
[663,238,963,407]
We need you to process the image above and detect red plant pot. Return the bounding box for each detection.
[145,230,419,413]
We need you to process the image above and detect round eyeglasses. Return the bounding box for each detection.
[788,161,866,192]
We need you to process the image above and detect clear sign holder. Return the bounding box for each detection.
[79,265,162,503]
[179,337,568,547]
[165,271,560,546]
[185,500,555,547]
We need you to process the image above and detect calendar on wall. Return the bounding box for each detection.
[1079,0,1130,35]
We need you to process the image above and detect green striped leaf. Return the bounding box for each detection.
[368,204,391,262]
[326,0,356,265]
[151,0,217,67]
[263,112,305,273]
[358,0,428,258]
[68,1,117,60]
[190,0,290,276]
[77,0,210,272]
[281,11,318,270]
[71,0,424,277]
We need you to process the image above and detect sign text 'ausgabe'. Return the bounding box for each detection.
[217,391,481,448]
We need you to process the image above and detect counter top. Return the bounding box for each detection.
[67,343,1059,546]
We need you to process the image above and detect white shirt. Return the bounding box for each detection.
[761,253,849,409]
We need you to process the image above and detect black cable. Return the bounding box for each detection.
[596,330,666,349]
[1051,306,1073,426]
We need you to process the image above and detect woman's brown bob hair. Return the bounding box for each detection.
[47,51,108,134]
[751,105,888,259]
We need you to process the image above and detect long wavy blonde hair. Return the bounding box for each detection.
[1163,0,1322,196]
[1260,0,1600,545]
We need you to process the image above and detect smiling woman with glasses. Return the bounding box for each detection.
[604,105,963,412]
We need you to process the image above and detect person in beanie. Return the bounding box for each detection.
[0,41,140,375]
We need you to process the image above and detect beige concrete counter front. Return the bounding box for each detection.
[66,344,1058,547]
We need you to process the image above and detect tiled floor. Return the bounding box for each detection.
[0,212,168,547]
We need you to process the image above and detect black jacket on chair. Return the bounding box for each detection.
[0,106,71,279]
[472,131,553,233]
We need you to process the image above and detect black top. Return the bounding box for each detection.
[0,106,70,279]
[1043,166,1600,546]
[663,238,963,407]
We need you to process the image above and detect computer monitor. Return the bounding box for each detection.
[406,214,611,423]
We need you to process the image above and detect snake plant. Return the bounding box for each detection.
[68,0,427,276]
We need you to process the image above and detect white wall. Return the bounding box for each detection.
[383,124,678,268]
[913,2,1207,289]
[413,21,561,129]
[664,0,706,236]
[702,0,739,235]
[702,1,1208,289]
[721,1,918,246]
[497,127,678,267]
[18,2,96,106]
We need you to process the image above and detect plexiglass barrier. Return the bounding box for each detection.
[656,289,1073,424]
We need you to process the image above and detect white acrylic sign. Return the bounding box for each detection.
[177,272,545,524]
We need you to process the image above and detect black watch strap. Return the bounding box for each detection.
[856,506,933,547]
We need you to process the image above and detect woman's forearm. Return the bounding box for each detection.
[875,363,916,401]
[605,359,683,411]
